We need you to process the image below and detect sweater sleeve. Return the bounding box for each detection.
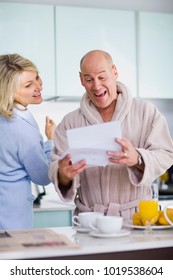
[44,140,54,164]
[19,126,53,186]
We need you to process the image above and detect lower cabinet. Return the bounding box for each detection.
[33,209,73,228]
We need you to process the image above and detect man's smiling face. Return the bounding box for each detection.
[79,51,118,111]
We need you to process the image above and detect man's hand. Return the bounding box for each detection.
[58,154,87,186]
[107,137,144,169]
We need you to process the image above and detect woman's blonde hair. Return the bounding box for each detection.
[0,53,38,118]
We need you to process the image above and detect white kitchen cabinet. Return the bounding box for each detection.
[138,12,173,98]
[0,3,55,99]
[32,182,75,228]
[55,6,137,98]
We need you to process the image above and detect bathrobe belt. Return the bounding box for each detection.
[75,198,139,216]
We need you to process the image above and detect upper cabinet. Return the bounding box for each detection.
[1,3,172,99]
[0,3,55,99]
[138,12,173,98]
[55,6,137,97]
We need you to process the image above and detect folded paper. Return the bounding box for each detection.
[65,121,122,166]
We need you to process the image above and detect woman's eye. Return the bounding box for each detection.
[25,83,31,88]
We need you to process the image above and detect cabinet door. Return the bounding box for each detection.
[138,12,173,98]
[55,6,137,98]
[33,210,73,228]
[0,3,55,99]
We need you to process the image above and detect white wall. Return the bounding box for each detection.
[29,101,80,140]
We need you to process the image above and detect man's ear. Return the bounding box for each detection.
[79,71,84,86]
[112,65,118,79]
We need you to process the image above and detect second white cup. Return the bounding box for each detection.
[90,215,123,234]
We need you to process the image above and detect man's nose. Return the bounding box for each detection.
[93,79,101,90]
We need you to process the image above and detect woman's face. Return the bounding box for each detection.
[14,71,43,107]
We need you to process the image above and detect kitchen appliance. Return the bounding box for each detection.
[32,184,46,206]
[159,165,173,200]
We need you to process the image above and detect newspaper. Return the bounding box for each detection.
[0,228,79,252]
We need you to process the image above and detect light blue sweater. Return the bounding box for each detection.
[0,107,54,230]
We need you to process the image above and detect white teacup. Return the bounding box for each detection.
[72,212,103,228]
[163,204,173,226]
[90,215,123,234]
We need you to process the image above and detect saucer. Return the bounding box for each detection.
[73,226,91,233]
[89,229,130,238]
[124,221,173,230]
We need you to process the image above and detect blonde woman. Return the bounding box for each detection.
[0,54,56,230]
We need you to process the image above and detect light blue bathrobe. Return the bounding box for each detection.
[0,107,54,230]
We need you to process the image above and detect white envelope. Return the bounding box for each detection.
[64,121,122,167]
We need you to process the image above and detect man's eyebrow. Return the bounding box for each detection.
[83,70,106,77]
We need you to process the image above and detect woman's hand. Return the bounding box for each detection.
[45,116,56,140]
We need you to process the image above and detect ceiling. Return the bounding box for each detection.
[1,0,173,13]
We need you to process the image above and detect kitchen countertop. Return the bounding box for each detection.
[1,226,173,260]
[33,198,173,212]
[32,183,75,212]
[32,182,173,212]
[33,199,75,212]
[32,182,173,213]
[33,200,172,212]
